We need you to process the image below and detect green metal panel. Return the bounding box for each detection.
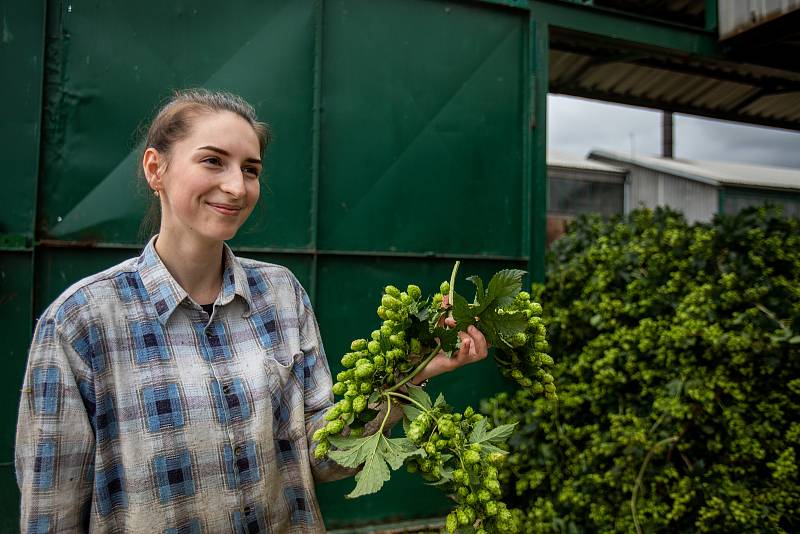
[38,0,316,250]
[319,0,526,257]
[314,255,523,528]
[0,0,44,239]
[0,252,34,531]
[11,0,544,530]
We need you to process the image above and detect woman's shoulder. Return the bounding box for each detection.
[236,256,303,288]
[39,255,141,325]
[233,256,310,306]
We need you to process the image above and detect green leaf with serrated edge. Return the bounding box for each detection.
[479,443,508,455]
[367,390,381,404]
[469,419,516,445]
[328,433,382,468]
[402,403,422,422]
[380,437,422,470]
[468,417,489,443]
[347,446,391,498]
[408,385,432,411]
[486,269,526,308]
[432,326,459,353]
[344,412,355,425]
[482,422,517,443]
[466,275,485,306]
[434,392,446,408]
[451,291,476,327]
[330,432,421,499]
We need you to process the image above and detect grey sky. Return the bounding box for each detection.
[548,95,800,168]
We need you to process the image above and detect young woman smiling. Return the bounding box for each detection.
[15,89,489,533]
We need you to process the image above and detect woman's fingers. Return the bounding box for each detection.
[468,325,488,358]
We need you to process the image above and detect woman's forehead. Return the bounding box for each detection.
[184,111,260,155]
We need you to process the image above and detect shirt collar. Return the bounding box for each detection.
[137,235,254,324]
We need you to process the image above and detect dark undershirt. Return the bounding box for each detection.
[201,303,214,316]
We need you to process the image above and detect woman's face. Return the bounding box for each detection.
[149,111,262,245]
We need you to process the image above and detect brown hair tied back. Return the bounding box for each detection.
[138,88,272,240]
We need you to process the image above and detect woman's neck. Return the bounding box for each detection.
[153,231,225,305]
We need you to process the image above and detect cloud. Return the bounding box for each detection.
[675,115,800,168]
[548,95,800,169]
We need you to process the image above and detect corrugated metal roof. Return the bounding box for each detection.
[547,149,627,174]
[594,0,706,27]
[589,149,800,191]
[550,28,800,131]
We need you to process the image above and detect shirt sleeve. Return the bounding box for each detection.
[291,277,405,483]
[15,309,96,533]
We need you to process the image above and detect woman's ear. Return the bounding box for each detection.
[142,147,164,191]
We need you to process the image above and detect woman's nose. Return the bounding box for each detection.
[221,169,247,198]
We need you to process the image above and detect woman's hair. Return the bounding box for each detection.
[138,88,272,240]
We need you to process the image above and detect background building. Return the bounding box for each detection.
[590,150,800,223]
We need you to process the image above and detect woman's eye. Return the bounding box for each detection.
[203,157,221,166]
[244,167,260,177]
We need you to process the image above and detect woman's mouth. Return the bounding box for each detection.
[207,202,241,216]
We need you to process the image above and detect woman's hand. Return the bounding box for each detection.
[410,317,489,385]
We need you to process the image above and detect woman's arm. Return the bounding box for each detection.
[16,311,96,532]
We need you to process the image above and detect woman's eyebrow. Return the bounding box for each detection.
[197,145,261,164]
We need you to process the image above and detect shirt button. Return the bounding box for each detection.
[205,329,213,338]
[243,506,252,515]
[222,384,232,394]
[234,445,242,456]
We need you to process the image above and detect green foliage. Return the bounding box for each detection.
[482,206,800,533]
[316,265,557,533]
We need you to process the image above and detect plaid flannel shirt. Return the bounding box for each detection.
[15,236,402,533]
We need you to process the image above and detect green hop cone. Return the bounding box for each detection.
[312,428,328,442]
[341,352,359,368]
[325,419,344,434]
[314,440,330,459]
[352,395,367,413]
[407,284,422,300]
[350,338,367,351]
[464,449,481,465]
[485,500,498,517]
[457,508,470,526]
[440,281,451,294]
[355,363,375,379]
[511,332,527,347]
[446,512,458,533]
[324,406,341,421]
[384,285,401,298]
[331,382,346,396]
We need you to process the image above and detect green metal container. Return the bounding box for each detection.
[1,0,547,530]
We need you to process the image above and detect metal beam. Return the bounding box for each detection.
[529,17,549,284]
[527,0,719,55]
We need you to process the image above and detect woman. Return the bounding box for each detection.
[15,89,488,533]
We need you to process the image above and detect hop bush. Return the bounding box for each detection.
[481,206,800,533]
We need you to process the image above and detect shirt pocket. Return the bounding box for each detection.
[262,350,306,442]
